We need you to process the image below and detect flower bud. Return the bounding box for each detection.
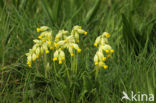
[37,26,49,32]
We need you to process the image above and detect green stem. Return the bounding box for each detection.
[53,61,57,74]
[71,56,73,73]
[95,66,99,81]
[71,86,75,103]
[64,63,71,83]
[73,52,76,73]
[75,53,78,74]
[43,53,48,78]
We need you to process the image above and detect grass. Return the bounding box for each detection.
[0,0,156,103]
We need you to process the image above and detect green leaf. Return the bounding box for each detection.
[84,0,101,24]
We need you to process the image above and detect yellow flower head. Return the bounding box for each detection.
[105,33,110,38]
[42,39,46,42]
[105,49,109,53]
[32,54,36,61]
[93,32,113,70]
[100,62,104,65]
[46,50,50,54]
[27,61,31,65]
[84,31,87,35]
[103,65,108,69]
[48,41,51,45]
[110,49,114,53]
[53,57,57,61]
[50,46,54,50]
[37,28,40,32]
[28,64,31,67]
[59,60,62,64]
[56,36,59,41]
[102,57,107,61]
[77,48,81,53]
[27,25,87,67]
[38,35,42,39]
[94,43,98,47]
[36,55,39,59]
[54,43,58,47]
[70,53,74,57]
[37,26,49,32]
[62,57,65,61]
[95,62,98,65]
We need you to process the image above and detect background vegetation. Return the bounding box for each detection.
[0,0,156,102]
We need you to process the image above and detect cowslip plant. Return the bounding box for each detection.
[25,25,87,77]
[26,26,53,67]
[25,26,114,102]
[25,26,113,81]
[93,32,114,79]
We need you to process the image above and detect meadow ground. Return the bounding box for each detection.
[0,0,156,103]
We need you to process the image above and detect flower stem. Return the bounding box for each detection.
[95,66,99,81]
[43,52,48,78]
[64,63,71,83]
[75,53,78,74]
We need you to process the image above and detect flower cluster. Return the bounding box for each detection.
[26,26,53,67]
[53,25,87,64]
[26,25,87,67]
[71,25,87,43]
[93,32,114,69]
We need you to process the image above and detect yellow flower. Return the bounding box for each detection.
[103,65,108,69]
[48,41,51,45]
[50,46,54,50]
[42,39,46,42]
[93,32,114,71]
[46,50,50,54]
[38,35,42,39]
[94,55,98,62]
[59,60,62,64]
[36,55,39,59]
[56,36,59,41]
[33,59,36,61]
[53,57,57,61]
[94,62,98,65]
[94,43,98,47]
[70,53,74,56]
[37,28,40,32]
[36,48,40,56]
[54,43,58,47]
[37,26,49,32]
[100,62,104,65]
[62,57,65,61]
[110,49,114,53]
[94,37,101,45]
[84,31,87,35]
[77,48,81,53]
[28,64,31,67]
[105,49,109,53]
[102,57,107,61]
[47,35,51,40]
[71,45,74,48]
[105,33,110,38]
[32,54,36,61]
[27,61,31,65]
